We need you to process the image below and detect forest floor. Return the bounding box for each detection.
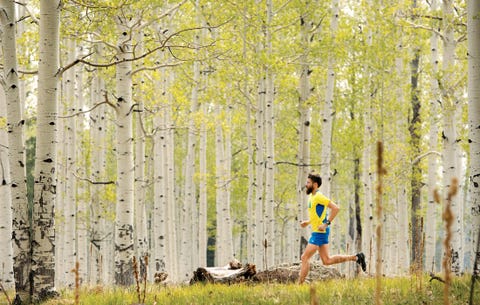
[1,274,478,305]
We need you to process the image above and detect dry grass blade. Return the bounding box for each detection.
[442,177,458,305]
[0,281,12,305]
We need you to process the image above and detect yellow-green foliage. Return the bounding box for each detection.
[0,117,6,130]
[9,275,476,305]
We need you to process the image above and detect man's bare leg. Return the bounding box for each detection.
[298,244,318,284]
[317,244,356,265]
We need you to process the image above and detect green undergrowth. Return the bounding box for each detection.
[1,275,478,305]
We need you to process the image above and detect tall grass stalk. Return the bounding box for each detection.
[375,141,385,305]
[442,177,458,305]
[72,261,80,305]
[309,285,318,305]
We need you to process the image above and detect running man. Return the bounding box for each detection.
[298,172,366,284]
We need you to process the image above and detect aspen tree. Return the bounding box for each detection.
[0,0,29,298]
[75,50,88,283]
[442,0,462,274]
[361,2,375,273]
[264,0,276,268]
[153,79,168,276]
[88,48,108,284]
[31,0,60,300]
[0,90,14,289]
[319,0,339,197]
[425,0,440,273]
[295,0,313,263]
[198,98,208,267]
[467,0,480,273]
[180,0,201,276]
[113,10,135,286]
[133,30,148,278]
[60,40,77,288]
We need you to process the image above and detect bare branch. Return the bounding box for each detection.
[58,100,115,118]
[138,0,188,31]
[15,1,39,25]
[130,62,183,76]
[73,172,115,185]
[411,151,441,165]
[403,20,445,41]
[275,161,325,167]
[56,51,95,77]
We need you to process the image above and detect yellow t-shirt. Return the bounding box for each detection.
[308,191,330,233]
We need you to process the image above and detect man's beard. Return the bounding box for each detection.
[306,186,313,195]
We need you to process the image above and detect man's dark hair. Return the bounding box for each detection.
[308,172,322,187]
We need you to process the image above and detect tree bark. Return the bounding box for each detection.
[264,0,275,268]
[320,0,339,197]
[467,0,480,275]
[199,100,208,267]
[254,75,266,269]
[153,90,167,276]
[88,48,107,284]
[409,0,422,268]
[133,31,149,279]
[425,0,440,273]
[295,1,313,262]
[0,88,14,289]
[442,0,462,274]
[75,53,88,283]
[0,0,30,298]
[114,16,135,286]
[31,0,60,301]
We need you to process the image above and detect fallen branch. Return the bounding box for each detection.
[429,272,445,283]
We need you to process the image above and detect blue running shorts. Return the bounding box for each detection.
[308,228,330,246]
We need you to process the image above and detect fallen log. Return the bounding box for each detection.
[190,260,343,284]
[190,263,256,284]
[254,262,343,283]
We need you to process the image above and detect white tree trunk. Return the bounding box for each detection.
[0,89,14,289]
[114,18,135,286]
[0,0,29,297]
[241,2,255,264]
[54,69,65,288]
[88,52,107,284]
[394,30,409,275]
[254,76,266,269]
[295,3,313,263]
[133,31,148,275]
[180,13,200,277]
[166,70,178,280]
[264,0,275,268]
[362,100,374,273]
[320,0,339,197]
[442,0,461,274]
[467,0,480,274]
[225,103,234,263]
[215,104,227,266]
[153,94,167,275]
[199,100,208,267]
[75,55,88,283]
[425,0,440,273]
[31,0,60,299]
[61,39,77,288]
